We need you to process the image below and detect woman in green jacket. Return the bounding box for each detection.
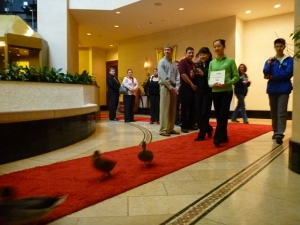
[208,39,239,147]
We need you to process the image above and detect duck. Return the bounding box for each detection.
[0,186,67,225]
[92,150,117,180]
[138,141,154,167]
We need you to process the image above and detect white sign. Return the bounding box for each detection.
[209,70,225,85]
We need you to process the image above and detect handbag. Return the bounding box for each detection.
[119,85,128,94]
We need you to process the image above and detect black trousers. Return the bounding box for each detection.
[212,91,233,142]
[179,88,195,129]
[123,95,135,121]
[149,95,160,122]
[108,93,119,120]
[195,92,213,138]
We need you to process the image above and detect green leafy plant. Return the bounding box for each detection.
[0,63,97,85]
[290,28,300,59]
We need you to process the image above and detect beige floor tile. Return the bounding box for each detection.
[200,155,231,163]
[49,217,79,225]
[163,180,223,195]
[119,181,167,197]
[181,162,214,171]
[207,161,249,170]
[128,195,200,216]
[155,170,195,181]
[76,215,171,225]
[195,218,226,225]
[68,196,128,217]
[188,169,241,181]
[203,190,300,225]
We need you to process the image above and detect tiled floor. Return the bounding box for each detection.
[1,115,299,225]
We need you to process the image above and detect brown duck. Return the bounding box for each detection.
[92,150,117,180]
[138,141,154,167]
[0,186,67,225]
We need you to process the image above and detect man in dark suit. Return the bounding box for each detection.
[107,67,120,121]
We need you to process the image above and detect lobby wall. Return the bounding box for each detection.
[243,12,294,111]
[118,16,237,89]
[79,13,294,111]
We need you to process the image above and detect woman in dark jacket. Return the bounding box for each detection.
[146,68,160,124]
[194,47,213,141]
[231,63,251,124]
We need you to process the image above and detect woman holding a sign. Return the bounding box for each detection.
[208,39,239,147]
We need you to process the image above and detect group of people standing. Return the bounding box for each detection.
[107,37,293,147]
[107,68,138,123]
[160,40,241,147]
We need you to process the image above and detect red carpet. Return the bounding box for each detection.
[0,123,272,224]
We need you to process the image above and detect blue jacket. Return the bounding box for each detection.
[263,56,294,94]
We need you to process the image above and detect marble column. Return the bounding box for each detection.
[289,0,300,174]
[37,0,79,73]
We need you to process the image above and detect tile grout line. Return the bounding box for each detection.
[160,141,289,225]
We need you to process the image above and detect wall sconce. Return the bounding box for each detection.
[144,61,149,70]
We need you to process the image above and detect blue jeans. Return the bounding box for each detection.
[269,94,289,138]
[231,94,248,123]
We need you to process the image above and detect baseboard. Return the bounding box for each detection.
[99,106,292,120]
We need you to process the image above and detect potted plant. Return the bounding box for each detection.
[0,63,98,85]
[290,28,300,59]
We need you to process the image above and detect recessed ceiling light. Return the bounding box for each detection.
[87,33,91,35]
[179,8,184,11]
[274,4,281,8]
[116,11,121,14]
[245,10,251,14]
[110,44,113,47]
[114,25,119,28]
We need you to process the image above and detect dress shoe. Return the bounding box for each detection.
[194,137,205,141]
[207,127,213,138]
[190,126,198,130]
[130,120,137,122]
[110,118,119,121]
[169,130,180,135]
[175,121,182,126]
[125,120,130,123]
[231,119,240,123]
[220,138,229,143]
[244,121,249,124]
[276,137,283,145]
[181,129,189,133]
[160,132,170,137]
[213,140,220,147]
[150,121,154,124]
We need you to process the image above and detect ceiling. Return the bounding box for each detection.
[69,0,294,49]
